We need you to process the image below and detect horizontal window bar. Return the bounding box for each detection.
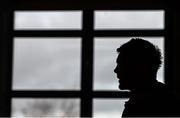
[11,91,82,98]
[11,91,130,98]
[92,91,130,98]
[94,30,164,37]
[14,30,164,37]
[14,0,166,10]
[14,30,82,37]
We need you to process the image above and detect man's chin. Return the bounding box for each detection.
[118,84,128,90]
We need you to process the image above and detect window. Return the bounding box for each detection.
[1,0,174,117]
[93,99,128,118]
[11,10,165,117]
[12,98,80,117]
[13,38,81,90]
[12,11,83,117]
[14,11,82,30]
[95,11,164,29]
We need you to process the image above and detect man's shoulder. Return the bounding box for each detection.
[153,81,169,93]
[152,82,172,99]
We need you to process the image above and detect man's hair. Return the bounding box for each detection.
[117,38,162,72]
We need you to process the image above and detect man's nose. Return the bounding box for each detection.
[114,66,118,73]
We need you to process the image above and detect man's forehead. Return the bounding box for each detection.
[116,52,129,63]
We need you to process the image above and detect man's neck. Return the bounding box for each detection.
[130,80,158,94]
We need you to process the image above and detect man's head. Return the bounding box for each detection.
[114,38,162,90]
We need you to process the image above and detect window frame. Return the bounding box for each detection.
[0,0,175,117]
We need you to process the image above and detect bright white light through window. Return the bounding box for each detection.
[93,99,129,118]
[14,11,82,30]
[12,99,80,117]
[95,10,164,29]
[13,38,81,90]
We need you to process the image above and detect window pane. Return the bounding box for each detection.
[14,11,82,30]
[12,98,80,117]
[13,38,81,90]
[95,10,164,29]
[94,37,164,90]
[93,99,128,118]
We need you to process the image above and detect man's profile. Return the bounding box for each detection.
[114,38,179,117]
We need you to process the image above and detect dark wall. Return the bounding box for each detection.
[0,0,13,116]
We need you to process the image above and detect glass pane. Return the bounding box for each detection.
[12,98,80,117]
[14,11,82,30]
[94,37,164,90]
[93,99,128,118]
[13,38,81,90]
[95,10,164,29]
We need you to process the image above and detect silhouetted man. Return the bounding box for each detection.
[114,38,179,117]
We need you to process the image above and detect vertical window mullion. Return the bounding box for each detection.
[0,10,14,116]
[80,10,94,117]
[164,8,174,91]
